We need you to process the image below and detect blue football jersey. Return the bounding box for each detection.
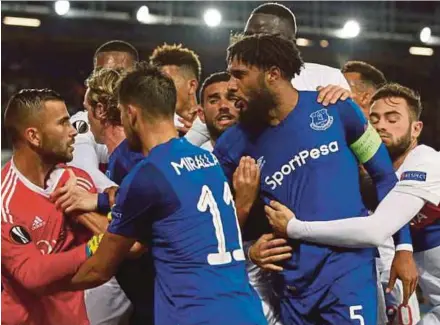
[105,139,154,324]
[106,139,144,185]
[108,138,266,325]
[214,92,399,295]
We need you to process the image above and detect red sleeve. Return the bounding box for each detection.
[1,220,88,295]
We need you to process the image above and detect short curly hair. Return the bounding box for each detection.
[227,33,303,81]
[149,43,201,81]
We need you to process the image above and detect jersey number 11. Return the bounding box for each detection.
[197,182,245,266]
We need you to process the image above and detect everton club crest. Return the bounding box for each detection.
[310,109,334,131]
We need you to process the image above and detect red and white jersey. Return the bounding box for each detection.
[394,145,440,252]
[69,110,116,192]
[1,160,96,325]
[185,62,350,147]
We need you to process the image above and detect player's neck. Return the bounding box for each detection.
[139,120,179,156]
[393,140,418,170]
[269,86,299,126]
[102,125,126,155]
[13,147,55,189]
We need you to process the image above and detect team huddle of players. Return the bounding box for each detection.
[2,2,440,325]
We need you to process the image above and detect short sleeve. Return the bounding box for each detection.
[394,148,440,205]
[107,163,160,239]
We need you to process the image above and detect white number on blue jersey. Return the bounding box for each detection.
[349,305,365,325]
[197,182,245,265]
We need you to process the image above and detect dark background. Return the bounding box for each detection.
[2,1,440,150]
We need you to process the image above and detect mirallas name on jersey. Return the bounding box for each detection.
[265,141,339,189]
[171,153,219,176]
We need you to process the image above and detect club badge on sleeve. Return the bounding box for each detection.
[72,120,89,134]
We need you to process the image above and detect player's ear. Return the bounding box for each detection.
[197,105,206,123]
[188,79,198,96]
[95,102,108,121]
[360,91,371,109]
[411,120,423,139]
[267,66,281,83]
[24,127,42,147]
[126,104,138,127]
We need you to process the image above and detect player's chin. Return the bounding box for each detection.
[64,150,74,162]
[380,136,392,145]
[215,119,237,129]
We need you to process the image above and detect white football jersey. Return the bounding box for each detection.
[394,145,440,205]
[185,62,350,147]
[394,145,440,252]
[68,111,116,192]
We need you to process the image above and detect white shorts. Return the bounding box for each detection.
[84,277,132,325]
[414,245,440,325]
[244,241,283,325]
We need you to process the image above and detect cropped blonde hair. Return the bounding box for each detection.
[85,68,125,125]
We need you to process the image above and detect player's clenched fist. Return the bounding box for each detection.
[248,233,292,272]
[265,200,296,238]
[233,156,260,227]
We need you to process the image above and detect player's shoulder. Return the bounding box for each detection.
[298,91,359,115]
[215,124,248,153]
[57,165,96,192]
[117,158,158,203]
[2,161,12,180]
[401,145,440,175]
[293,62,349,91]
[303,62,342,73]
[70,110,90,135]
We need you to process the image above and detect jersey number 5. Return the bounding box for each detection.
[197,182,245,266]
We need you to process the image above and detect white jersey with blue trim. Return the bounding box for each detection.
[394,145,440,252]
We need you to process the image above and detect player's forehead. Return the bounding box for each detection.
[205,82,229,98]
[227,58,254,74]
[42,100,68,120]
[371,96,409,116]
[95,52,134,70]
[245,13,280,35]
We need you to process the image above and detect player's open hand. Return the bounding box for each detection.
[265,200,296,238]
[316,85,351,106]
[387,250,419,306]
[50,169,98,214]
[248,233,292,272]
[233,156,260,226]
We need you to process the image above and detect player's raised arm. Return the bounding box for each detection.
[267,144,440,245]
[339,99,413,250]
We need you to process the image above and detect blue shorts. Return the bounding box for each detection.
[279,262,377,325]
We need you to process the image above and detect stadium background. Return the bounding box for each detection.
[1,1,440,165]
